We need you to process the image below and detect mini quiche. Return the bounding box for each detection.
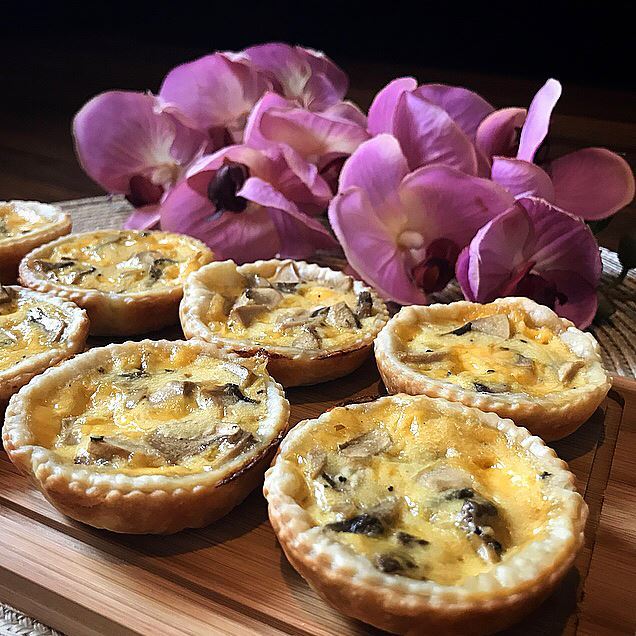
[18,229,214,336]
[3,339,289,534]
[0,285,88,408]
[180,259,389,387]
[374,298,611,440]
[0,200,71,283]
[264,393,588,635]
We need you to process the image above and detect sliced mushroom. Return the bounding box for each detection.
[75,435,163,465]
[355,291,373,319]
[339,428,392,458]
[123,251,176,283]
[417,465,473,492]
[514,353,535,368]
[0,286,11,304]
[325,302,361,329]
[230,303,268,327]
[366,497,401,524]
[325,513,385,536]
[0,219,7,235]
[275,309,317,330]
[399,349,447,364]
[473,381,510,394]
[374,553,416,573]
[292,325,322,349]
[124,388,147,409]
[0,328,17,346]
[471,315,511,339]
[27,307,66,342]
[145,422,221,464]
[558,360,585,384]
[270,261,301,292]
[219,361,254,388]
[395,531,429,547]
[33,258,76,273]
[245,286,283,309]
[214,425,256,462]
[198,382,259,405]
[444,321,473,336]
[118,368,148,380]
[304,449,327,479]
[57,265,97,285]
[57,416,82,446]
[147,380,197,405]
[245,273,273,289]
[456,496,503,564]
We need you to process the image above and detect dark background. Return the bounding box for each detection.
[0,0,634,219]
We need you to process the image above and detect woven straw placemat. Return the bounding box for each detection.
[2,195,635,635]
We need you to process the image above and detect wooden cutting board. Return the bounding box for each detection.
[0,351,634,636]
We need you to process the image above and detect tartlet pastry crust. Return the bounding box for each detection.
[18,229,214,336]
[0,285,88,405]
[264,393,588,635]
[0,200,71,283]
[180,259,389,387]
[374,298,611,440]
[3,339,290,534]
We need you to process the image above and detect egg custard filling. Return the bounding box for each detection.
[395,307,589,399]
[0,286,78,372]
[25,229,210,293]
[0,201,54,238]
[31,347,274,476]
[281,397,573,586]
[191,260,382,351]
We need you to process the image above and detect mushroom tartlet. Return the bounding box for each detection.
[19,229,214,336]
[264,393,587,635]
[3,340,289,534]
[374,298,610,440]
[0,200,71,283]
[0,285,88,409]
[180,259,389,387]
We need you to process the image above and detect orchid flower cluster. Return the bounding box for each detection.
[73,44,635,328]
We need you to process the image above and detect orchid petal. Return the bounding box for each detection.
[303,47,349,99]
[159,181,280,263]
[238,176,338,254]
[329,187,428,305]
[367,77,417,135]
[413,84,494,139]
[321,100,368,127]
[549,147,636,219]
[393,92,478,174]
[399,165,516,249]
[159,53,269,140]
[475,107,527,159]
[338,134,409,213]
[124,205,161,230]
[73,91,205,199]
[517,79,562,162]
[491,157,555,200]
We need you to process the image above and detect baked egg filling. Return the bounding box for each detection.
[395,307,588,398]
[0,286,72,371]
[29,346,273,476]
[28,230,210,293]
[0,202,52,239]
[289,399,555,585]
[202,262,379,351]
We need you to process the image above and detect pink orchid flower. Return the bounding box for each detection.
[159,144,337,263]
[241,43,348,111]
[479,79,635,220]
[159,52,271,146]
[72,91,207,229]
[456,197,602,328]
[328,134,515,304]
[367,78,495,176]
[244,92,369,189]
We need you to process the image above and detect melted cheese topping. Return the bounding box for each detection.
[29,347,271,476]
[204,270,377,351]
[289,399,553,585]
[396,307,586,398]
[0,202,52,239]
[29,230,211,293]
[0,290,71,371]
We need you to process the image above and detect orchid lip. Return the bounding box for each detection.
[207,162,249,215]
[397,230,425,249]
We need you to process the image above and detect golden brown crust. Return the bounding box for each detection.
[18,230,214,336]
[374,298,611,441]
[3,339,290,534]
[264,394,588,635]
[180,259,389,387]
[0,286,89,402]
[0,201,71,283]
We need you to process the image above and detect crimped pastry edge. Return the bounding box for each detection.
[0,286,89,401]
[180,259,389,386]
[18,229,214,336]
[374,298,611,441]
[264,393,588,635]
[2,339,290,534]
[0,200,71,283]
